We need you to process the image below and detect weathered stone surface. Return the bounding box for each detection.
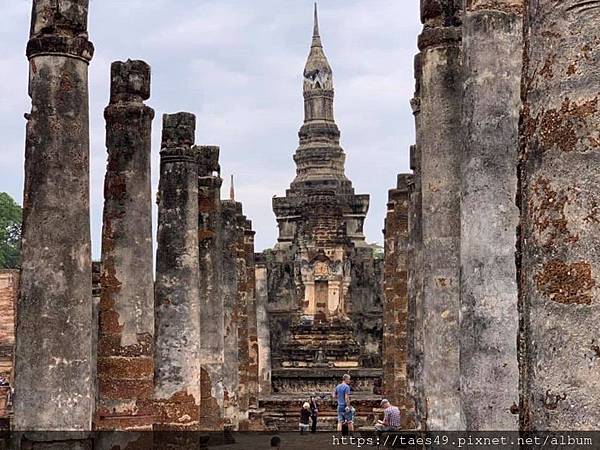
[0,271,17,426]
[254,258,272,396]
[243,223,259,415]
[518,0,600,430]
[383,174,413,420]
[417,0,465,430]
[235,214,250,431]
[460,0,522,430]
[197,145,225,431]
[0,271,17,381]
[407,144,425,427]
[154,113,201,430]
[95,60,155,431]
[221,199,244,429]
[14,0,94,431]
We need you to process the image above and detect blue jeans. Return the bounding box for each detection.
[337,405,346,423]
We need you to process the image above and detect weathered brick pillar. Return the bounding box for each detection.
[0,270,18,385]
[255,257,272,396]
[460,0,522,430]
[383,174,413,423]
[244,222,259,412]
[407,144,426,427]
[235,212,250,430]
[15,0,94,431]
[197,145,225,431]
[518,0,600,430]
[221,200,242,429]
[154,113,201,430]
[417,0,464,430]
[95,60,155,430]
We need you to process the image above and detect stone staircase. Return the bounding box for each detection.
[279,319,361,368]
[250,393,382,432]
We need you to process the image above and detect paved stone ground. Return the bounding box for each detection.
[217,432,381,449]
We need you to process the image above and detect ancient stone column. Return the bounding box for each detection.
[519,0,600,430]
[255,257,272,396]
[95,60,155,430]
[154,113,201,430]
[235,212,250,430]
[383,174,413,423]
[197,146,225,431]
[244,222,260,414]
[460,0,522,430]
[417,0,464,430]
[408,49,426,427]
[221,200,242,429]
[14,0,94,431]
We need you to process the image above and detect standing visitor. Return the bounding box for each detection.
[333,374,353,432]
[309,395,319,433]
[299,402,311,434]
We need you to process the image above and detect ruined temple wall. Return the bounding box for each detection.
[518,0,600,430]
[417,0,465,430]
[264,246,383,370]
[460,0,522,430]
[347,250,384,368]
[0,271,18,382]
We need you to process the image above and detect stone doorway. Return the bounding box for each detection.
[314,280,328,323]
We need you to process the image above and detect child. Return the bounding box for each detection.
[342,405,356,435]
[299,402,311,434]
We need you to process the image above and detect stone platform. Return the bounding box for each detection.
[251,393,383,432]
[271,367,382,394]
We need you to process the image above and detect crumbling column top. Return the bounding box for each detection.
[160,112,198,161]
[110,60,151,104]
[397,173,413,192]
[197,145,221,177]
[27,0,94,61]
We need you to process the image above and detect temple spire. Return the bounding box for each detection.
[230,174,235,201]
[312,3,321,48]
[304,3,333,97]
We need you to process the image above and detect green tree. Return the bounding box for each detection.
[0,192,22,269]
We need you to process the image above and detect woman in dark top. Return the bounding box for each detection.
[309,396,319,433]
[299,402,311,434]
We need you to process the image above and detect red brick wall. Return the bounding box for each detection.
[0,270,18,381]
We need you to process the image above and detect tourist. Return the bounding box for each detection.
[375,399,401,432]
[333,373,353,432]
[343,404,356,434]
[270,435,281,449]
[299,402,311,434]
[309,395,319,433]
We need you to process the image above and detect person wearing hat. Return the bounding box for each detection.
[375,399,401,432]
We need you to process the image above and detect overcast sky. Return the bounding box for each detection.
[0,0,420,255]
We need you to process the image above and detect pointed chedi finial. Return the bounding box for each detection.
[312,2,322,48]
[229,174,235,201]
